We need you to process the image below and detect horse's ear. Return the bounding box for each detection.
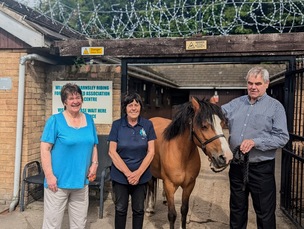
[191,97,200,112]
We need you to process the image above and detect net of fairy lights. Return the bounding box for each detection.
[17,0,304,39]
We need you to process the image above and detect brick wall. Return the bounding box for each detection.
[0,57,122,206]
[0,51,25,205]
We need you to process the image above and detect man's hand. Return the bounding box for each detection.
[240,139,255,154]
[210,96,218,104]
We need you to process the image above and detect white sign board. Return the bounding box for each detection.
[52,81,113,124]
[0,77,12,90]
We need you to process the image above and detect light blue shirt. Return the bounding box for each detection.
[41,112,98,189]
[222,93,289,163]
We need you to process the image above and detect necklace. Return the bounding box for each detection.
[64,111,83,129]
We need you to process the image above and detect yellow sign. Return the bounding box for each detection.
[81,47,104,55]
[185,40,207,50]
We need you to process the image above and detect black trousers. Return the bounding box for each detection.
[229,159,276,229]
[112,181,147,229]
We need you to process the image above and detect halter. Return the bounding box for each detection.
[190,122,227,173]
[192,130,227,173]
[192,129,225,151]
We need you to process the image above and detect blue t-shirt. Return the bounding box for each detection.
[40,112,98,189]
[108,116,156,184]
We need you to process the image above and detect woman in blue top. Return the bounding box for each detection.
[40,83,98,229]
[108,92,156,229]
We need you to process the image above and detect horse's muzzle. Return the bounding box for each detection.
[210,155,230,173]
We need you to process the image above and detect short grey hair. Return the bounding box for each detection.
[245,66,270,83]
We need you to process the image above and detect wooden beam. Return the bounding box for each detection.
[53,32,304,58]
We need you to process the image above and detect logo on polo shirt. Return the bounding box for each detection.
[139,128,147,139]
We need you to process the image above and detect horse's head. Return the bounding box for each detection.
[191,97,233,172]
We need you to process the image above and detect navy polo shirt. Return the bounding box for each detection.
[108,116,157,185]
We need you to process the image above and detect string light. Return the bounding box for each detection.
[17,0,304,39]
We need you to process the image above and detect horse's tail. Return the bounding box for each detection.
[145,176,158,215]
[153,176,157,201]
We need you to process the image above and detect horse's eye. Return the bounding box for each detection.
[202,125,208,130]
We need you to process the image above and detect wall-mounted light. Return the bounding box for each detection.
[143,84,146,91]
[161,88,163,94]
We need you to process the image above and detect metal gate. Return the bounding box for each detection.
[281,57,304,228]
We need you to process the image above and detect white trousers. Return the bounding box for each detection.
[42,185,89,229]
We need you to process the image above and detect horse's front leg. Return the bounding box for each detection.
[163,181,178,229]
[180,182,196,229]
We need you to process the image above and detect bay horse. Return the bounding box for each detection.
[145,97,233,229]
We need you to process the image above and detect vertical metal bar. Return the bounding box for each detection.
[281,59,296,217]
[294,75,298,134]
[296,159,299,221]
[296,73,303,136]
[281,149,290,211]
[299,155,303,226]
[284,58,296,133]
[297,73,304,136]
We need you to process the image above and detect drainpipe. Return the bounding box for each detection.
[9,54,57,212]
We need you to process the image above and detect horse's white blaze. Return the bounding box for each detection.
[213,114,233,163]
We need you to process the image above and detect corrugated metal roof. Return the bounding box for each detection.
[149,64,286,88]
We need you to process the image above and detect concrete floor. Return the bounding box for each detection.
[0,147,298,229]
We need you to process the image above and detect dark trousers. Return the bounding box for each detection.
[229,159,276,229]
[112,181,147,229]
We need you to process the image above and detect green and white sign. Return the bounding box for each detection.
[52,81,113,124]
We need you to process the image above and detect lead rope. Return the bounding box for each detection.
[233,146,249,191]
[242,153,249,191]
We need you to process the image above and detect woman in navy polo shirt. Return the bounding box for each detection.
[108,92,156,229]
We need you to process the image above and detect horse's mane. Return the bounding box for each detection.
[163,98,226,141]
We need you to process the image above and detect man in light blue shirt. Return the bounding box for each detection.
[221,66,289,229]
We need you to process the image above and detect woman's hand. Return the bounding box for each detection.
[88,163,98,182]
[46,174,58,192]
[127,171,140,185]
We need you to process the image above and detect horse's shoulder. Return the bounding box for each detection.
[149,117,171,132]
